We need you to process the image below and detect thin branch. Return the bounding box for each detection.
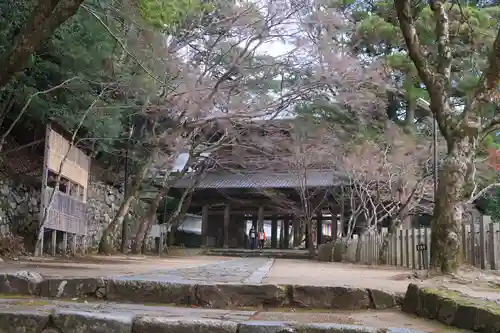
[81,5,168,87]
[0,76,79,152]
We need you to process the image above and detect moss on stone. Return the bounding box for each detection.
[421,287,500,315]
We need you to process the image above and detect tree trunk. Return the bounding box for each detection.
[132,192,163,254]
[98,151,156,254]
[378,218,398,264]
[98,193,136,254]
[430,136,474,273]
[307,218,315,257]
[0,0,84,88]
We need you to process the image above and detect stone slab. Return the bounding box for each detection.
[0,273,402,311]
[133,317,238,333]
[402,283,500,333]
[51,309,134,333]
[106,279,197,304]
[196,283,288,308]
[290,286,371,309]
[0,309,50,333]
[0,297,462,333]
[39,277,105,299]
[0,272,43,296]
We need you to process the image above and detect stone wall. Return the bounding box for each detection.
[0,178,149,253]
[0,179,40,251]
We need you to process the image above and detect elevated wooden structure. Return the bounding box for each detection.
[39,123,91,255]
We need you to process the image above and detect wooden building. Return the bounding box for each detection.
[170,119,347,249]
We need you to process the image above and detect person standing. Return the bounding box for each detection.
[258,228,266,249]
[249,226,256,250]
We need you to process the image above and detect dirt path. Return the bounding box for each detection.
[265,259,500,302]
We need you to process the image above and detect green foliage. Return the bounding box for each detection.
[0,0,212,163]
[138,0,212,31]
[483,188,500,223]
[341,0,500,127]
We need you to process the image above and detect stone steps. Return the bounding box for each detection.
[1,271,499,332]
[0,297,447,333]
[205,248,313,259]
[0,272,400,311]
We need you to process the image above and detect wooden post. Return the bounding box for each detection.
[279,220,284,248]
[424,227,430,269]
[488,221,497,270]
[223,204,230,248]
[271,216,278,249]
[257,206,264,231]
[39,227,45,256]
[411,228,417,270]
[51,229,57,256]
[201,205,209,247]
[72,233,77,255]
[391,232,397,266]
[470,216,476,267]
[62,232,68,255]
[405,229,410,268]
[81,236,87,254]
[316,212,323,246]
[399,229,404,267]
[250,214,256,230]
[159,232,164,256]
[283,216,290,249]
[329,214,337,241]
[479,215,487,269]
[293,218,300,247]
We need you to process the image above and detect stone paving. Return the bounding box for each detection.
[115,258,274,284]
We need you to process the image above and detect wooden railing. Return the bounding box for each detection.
[347,215,500,270]
[43,188,87,235]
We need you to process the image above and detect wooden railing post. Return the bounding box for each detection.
[488,220,497,270]
[479,215,488,269]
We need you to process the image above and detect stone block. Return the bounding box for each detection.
[0,309,50,333]
[133,316,238,333]
[106,279,196,305]
[238,321,294,333]
[317,243,334,262]
[401,283,420,314]
[367,289,397,310]
[196,284,288,308]
[474,307,500,333]
[0,271,43,296]
[403,283,500,333]
[291,286,371,309]
[39,278,103,298]
[293,323,378,333]
[416,288,440,319]
[51,309,133,333]
[452,303,478,330]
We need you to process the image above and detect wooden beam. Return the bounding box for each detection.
[223,204,230,248]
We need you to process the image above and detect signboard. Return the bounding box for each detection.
[416,243,427,252]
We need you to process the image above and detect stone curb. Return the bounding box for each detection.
[205,250,312,260]
[402,283,500,333]
[0,272,400,310]
[0,309,391,333]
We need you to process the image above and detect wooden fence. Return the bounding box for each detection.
[352,215,500,270]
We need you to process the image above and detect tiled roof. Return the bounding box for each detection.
[173,169,345,189]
